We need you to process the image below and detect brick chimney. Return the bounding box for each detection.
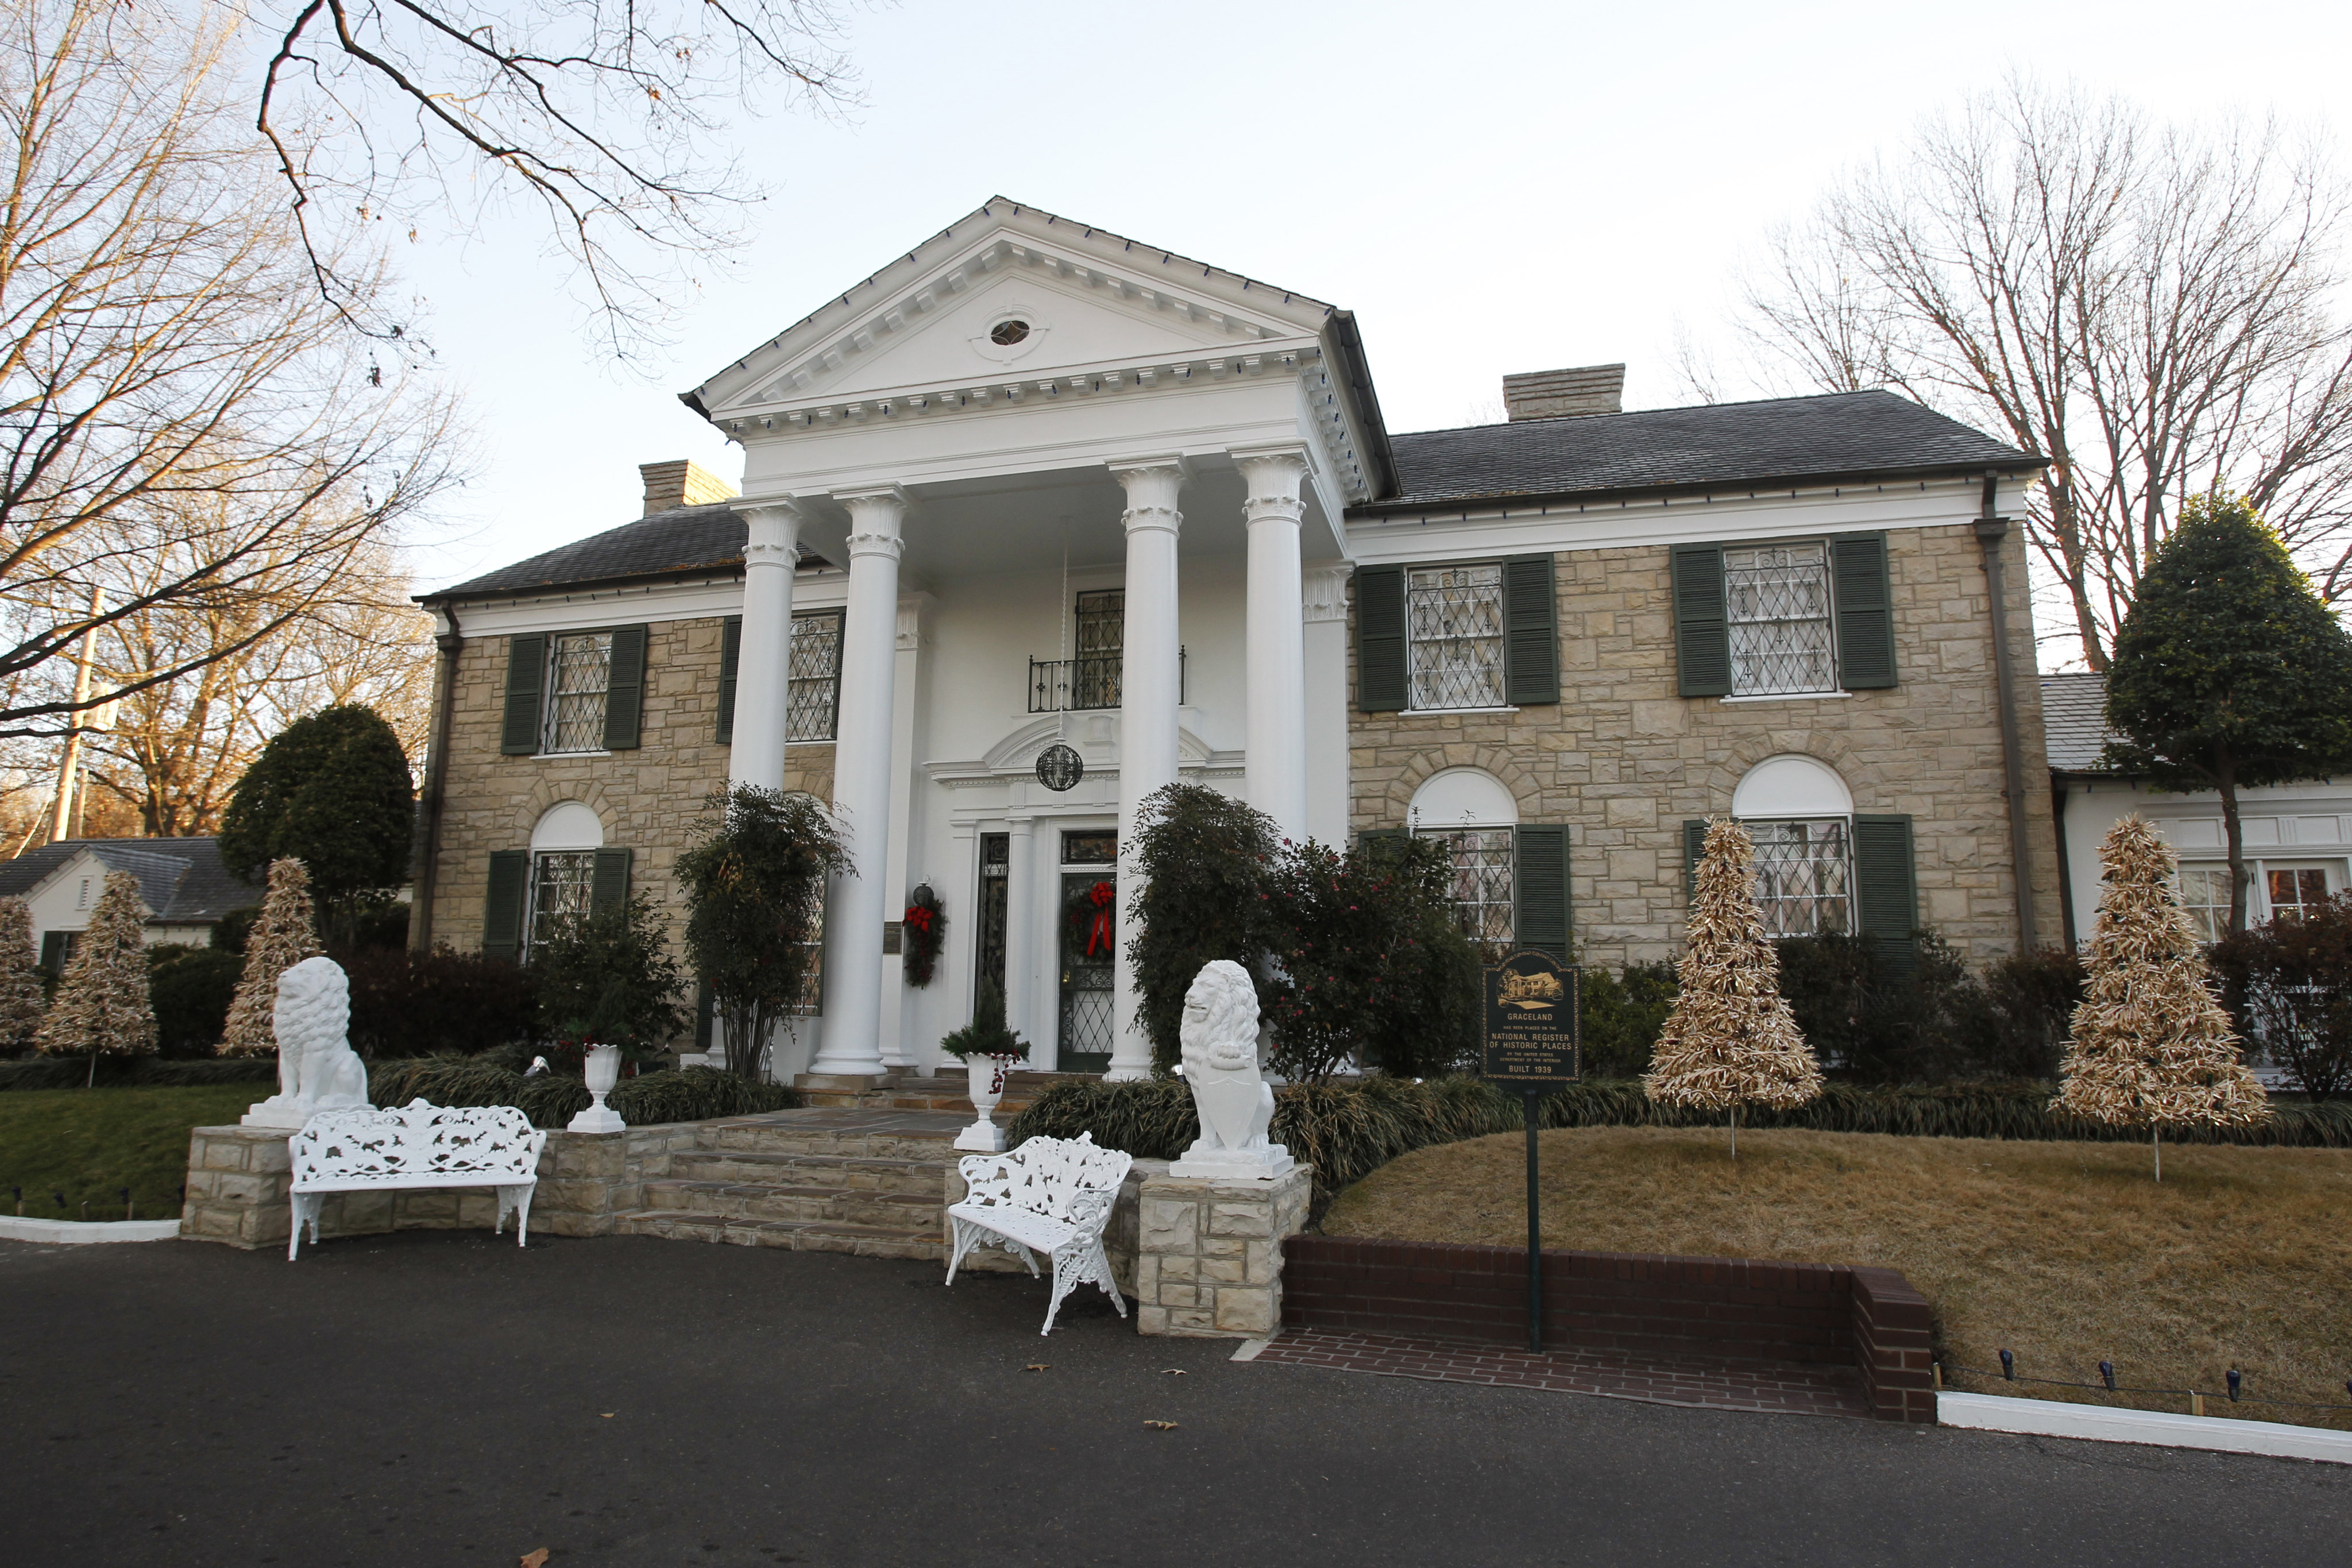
[638,458,739,516]
[1501,364,1627,422]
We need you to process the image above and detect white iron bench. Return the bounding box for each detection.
[287,1099,548,1260]
[945,1132,1134,1335]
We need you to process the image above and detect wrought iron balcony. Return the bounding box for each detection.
[1028,648,1185,713]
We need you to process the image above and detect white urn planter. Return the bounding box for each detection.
[955,1054,1013,1152]
[567,1044,627,1133]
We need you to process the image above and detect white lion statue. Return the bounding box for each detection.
[1168,960,1295,1180]
[240,956,373,1129]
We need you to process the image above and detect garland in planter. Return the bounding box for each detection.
[902,886,945,986]
[1065,878,1116,959]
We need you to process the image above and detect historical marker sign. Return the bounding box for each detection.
[1481,950,1581,1086]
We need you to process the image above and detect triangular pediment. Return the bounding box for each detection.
[691,199,1340,420]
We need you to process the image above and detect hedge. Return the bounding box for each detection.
[366,1057,793,1129]
[1006,1075,2352,1210]
[0,1056,278,1091]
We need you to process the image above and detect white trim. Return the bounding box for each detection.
[1400,705,1520,718]
[442,570,850,636]
[1720,690,1850,705]
[1937,1391,2352,1465]
[0,1216,183,1244]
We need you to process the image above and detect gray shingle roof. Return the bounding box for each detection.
[2041,672,2117,773]
[425,503,751,601]
[1366,390,2038,512]
[0,837,262,926]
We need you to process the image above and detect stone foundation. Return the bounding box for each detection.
[1132,1165,1313,1338]
[179,1121,704,1250]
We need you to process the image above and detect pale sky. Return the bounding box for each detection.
[400,0,2352,597]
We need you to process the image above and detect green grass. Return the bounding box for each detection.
[0,1083,255,1222]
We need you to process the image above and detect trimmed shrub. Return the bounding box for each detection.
[1577,961,1676,1077]
[147,945,243,1058]
[2210,894,2352,1099]
[339,947,539,1057]
[366,1058,791,1129]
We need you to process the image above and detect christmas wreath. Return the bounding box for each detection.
[902,886,945,987]
[1064,879,1116,959]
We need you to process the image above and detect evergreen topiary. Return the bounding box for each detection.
[940,979,1028,1061]
[219,858,322,1057]
[36,871,156,1083]
[675,786,848,1079]
[219,705,415,944]
[2103,495,2352,934]
[1124,783,1284,1073]
[2053,816,2270,1178]
[0,897,45,1053]
[1643,818,1822,1156]
[531,893,689,1059]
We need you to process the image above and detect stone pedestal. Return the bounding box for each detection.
[1133,1165,1312,1338]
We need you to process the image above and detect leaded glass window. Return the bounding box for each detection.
[786,611,844,742]
[527,850,596,955]
[542,632,612,753]
[1419,827,1515,951]
[1725,543,1836,696]
[1747,818,1851,937]
[2179,864,2231,943]
[1407,564,1505,710]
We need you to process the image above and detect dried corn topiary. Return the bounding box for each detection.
[2053,816,2269,1179]
[219,858,321,1057]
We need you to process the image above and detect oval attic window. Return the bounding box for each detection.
[989,319,1030,347]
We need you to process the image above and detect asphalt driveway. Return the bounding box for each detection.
[3,1230,2348,1567]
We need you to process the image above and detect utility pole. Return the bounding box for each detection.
[48,586,105,845]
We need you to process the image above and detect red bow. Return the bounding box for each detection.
[902,905,934,934]
[1084,880,1114,956]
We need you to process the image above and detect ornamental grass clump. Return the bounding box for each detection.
[0,896,45,1053]
[1643,818,1822,1157]
[219,858,321,1057]
[2052,816,2270,1179]
[36,871,156,1084]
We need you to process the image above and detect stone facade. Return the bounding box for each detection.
[181,1121,704,1250]
[1347,520,2062,968]
[420,610,833,955]
[1133,1165,1313,1338]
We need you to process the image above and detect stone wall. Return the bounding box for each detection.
[420,612,835,956]
[1347,521,2063,967]
[180,1122,702,1250]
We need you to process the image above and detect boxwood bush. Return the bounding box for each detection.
[367,1057,792,1129]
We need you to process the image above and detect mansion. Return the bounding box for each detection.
[410,198,2057,1084]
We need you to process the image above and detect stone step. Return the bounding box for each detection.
[697,1122,963,1161]
[615,1208,947,1261]
[666,1149,946,1196]
[640,1177,941,1231]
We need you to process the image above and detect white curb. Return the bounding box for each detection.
[0,1215,183,1245]
[1940,1391,2352,1464]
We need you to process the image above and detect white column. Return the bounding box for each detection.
[876,593,930,1071]
[1302,562,1354,847]
[1236,449,1311,844]
[728,501,804,790]
[1106,456,1187,1081]
[1005,816,1040,1068]
[809,485,907,1079]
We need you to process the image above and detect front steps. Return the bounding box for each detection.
[612,1107,1024,1269]
[791,1069,1080,1118]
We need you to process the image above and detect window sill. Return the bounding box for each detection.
[1400,705,1520,718]
[533,750,612,760]
[1717,691,1852,705]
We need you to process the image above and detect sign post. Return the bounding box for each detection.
[1480,949,1580,1353]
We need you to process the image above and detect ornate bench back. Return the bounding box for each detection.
[959,1132,1134,1226]
[291,1099,547,1188]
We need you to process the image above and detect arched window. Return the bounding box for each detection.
[527,801,604,955]
[1411,768,1520,949]
[1732,755,1853,937]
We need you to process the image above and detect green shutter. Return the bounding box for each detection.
[1355,565,1408,712]
[717,616,741,744]
[1832,533,1897,690]
[602,625,648,750]
[1852,814,1918,975]
[1501,554,1560,706]
[500,636,546,755]
[590,847,633,913]
[1671,545,1731,698]
[482,849,528,960]
[1683,819,1709,903]
[1513,824,1570,959]
[693,984,714,1055]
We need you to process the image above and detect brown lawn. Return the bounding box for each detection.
[1320,1125,2352,1428]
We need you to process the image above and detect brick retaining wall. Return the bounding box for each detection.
[1281,1237,1936,1422]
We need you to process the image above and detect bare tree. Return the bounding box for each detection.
[1728,79,2352,670]
[1,0,460,748]
[249,0,858,355]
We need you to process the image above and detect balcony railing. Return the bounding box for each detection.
[1028,648,1186,713]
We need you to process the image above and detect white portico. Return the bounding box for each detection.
[686,199,1389,1083]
